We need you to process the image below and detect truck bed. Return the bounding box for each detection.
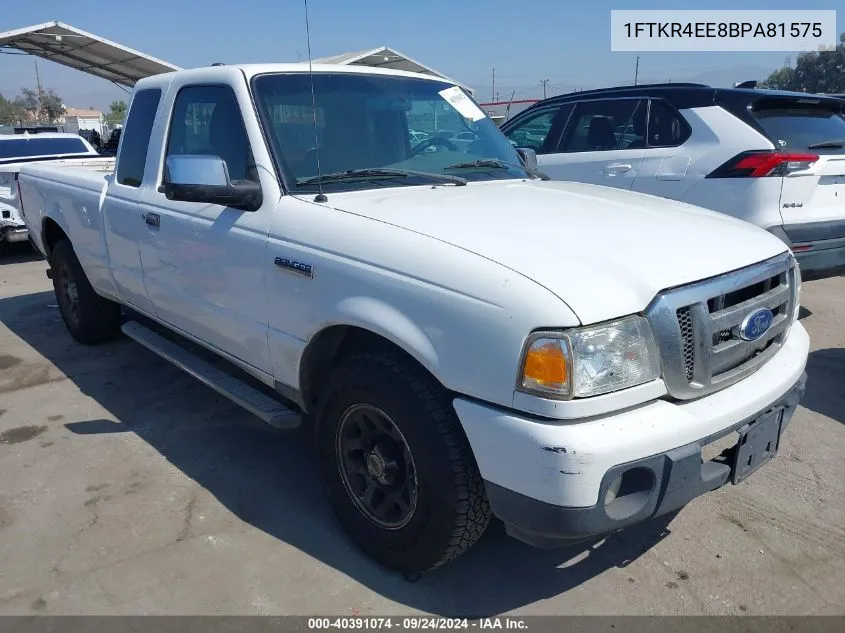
[1,157,115,244]
[17,161,117,282]
[18,160,114,189]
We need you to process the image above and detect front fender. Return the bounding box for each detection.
[325,295,440,375]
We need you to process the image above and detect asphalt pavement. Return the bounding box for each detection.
[1,242,843,616]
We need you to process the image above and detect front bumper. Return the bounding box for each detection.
[454,321,809,549]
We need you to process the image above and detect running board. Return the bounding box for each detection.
[121,321,301,429]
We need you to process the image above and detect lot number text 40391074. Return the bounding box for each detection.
[307,618,528,630]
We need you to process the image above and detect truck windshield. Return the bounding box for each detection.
[252,72,531,192]
[0,137,93,161]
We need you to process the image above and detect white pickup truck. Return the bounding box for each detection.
[1,132,113,247]
[18,63,809,573]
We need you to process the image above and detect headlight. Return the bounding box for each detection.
[518,316,661,399]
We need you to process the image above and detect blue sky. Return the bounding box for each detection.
[1,0,842,111]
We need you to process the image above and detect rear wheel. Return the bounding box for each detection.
[51,239,121,344]
[316,350,491,572]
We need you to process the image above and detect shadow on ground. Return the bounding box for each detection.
[802,347,845,426]
[0,242,41,265]
[0,290,678,616]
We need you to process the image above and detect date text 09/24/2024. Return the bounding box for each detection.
[307,618,527,630]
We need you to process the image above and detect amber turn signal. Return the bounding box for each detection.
[521,338,571,395]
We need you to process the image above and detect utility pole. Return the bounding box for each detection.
[541,78,550,99]
[34,58,44,122]
[634,56,640,86]
[492,66,495,103]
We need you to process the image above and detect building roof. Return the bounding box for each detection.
[65,108,103,117]
[0,21,180,87]
[311,46,472,93]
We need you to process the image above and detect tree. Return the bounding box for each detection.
[761,66,796,90]
[0,94,27,125]
[106,100,127,125]
[40,89,65,123]
[8,87,65,123]
[761,32,845,93]
[13,88,39,115]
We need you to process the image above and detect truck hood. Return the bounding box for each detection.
[324,180,790,324]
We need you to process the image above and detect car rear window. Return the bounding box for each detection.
[0,137,91,160]
[753,104,845,153]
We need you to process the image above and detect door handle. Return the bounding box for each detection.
[142,212,160,227]
[603,163,632,175]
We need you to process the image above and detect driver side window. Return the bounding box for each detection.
[166,85,258,182]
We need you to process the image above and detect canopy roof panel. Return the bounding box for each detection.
[312,46,472,93]
[0,21,180,87]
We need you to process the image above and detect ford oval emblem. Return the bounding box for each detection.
[739,308,774,342]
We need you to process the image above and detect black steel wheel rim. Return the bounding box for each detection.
[58,263,80,326]
[335,403,418,530]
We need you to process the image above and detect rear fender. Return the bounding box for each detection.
[41,203,72,259]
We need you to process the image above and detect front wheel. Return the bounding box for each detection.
[316,351,491,572]
[51,239,121,344]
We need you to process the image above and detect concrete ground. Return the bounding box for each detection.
[0,242,844,616]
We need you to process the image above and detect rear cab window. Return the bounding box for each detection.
[116,89,162,187]
[751,98,845,153]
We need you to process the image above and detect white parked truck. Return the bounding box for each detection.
[18,63,809,573]
[1,133,113,246]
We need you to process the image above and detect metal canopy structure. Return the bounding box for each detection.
[312,46,473,94]
[0,21,180,87]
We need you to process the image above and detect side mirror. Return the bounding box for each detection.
[516,147,538,170]
[161,155,262,212]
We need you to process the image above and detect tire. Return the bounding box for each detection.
[50,239,121,344]
[316,350,491,572]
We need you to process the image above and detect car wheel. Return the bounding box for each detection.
[316,350,491,572]
[51,239,121,344]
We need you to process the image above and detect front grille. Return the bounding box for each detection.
[646,253,797,400]
[677,307,695,381]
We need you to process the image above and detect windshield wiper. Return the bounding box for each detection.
[807,139,845,149]
[298,168,466,187]
[444,159,550,180]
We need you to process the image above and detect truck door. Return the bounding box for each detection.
[103,88,163,316]
[137,81,274,375]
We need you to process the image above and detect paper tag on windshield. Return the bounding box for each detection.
[438,86,486,122]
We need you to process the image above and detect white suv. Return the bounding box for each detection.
[502,83,845,279]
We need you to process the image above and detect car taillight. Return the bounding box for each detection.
[706,151,818,178]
